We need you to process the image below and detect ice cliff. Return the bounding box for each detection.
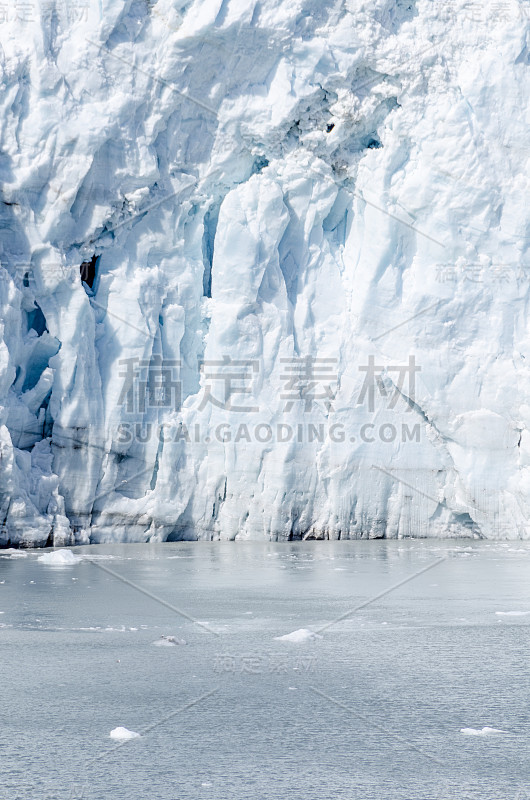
[0,0,529,545]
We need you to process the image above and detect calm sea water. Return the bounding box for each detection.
[1,539,530,800]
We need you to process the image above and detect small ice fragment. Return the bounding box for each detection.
[153,635,186,646]
[495,611,530,617]
[201,782,212,787]
[274,628,322,643]
[460,727,507,736]
[38,549,81,566]
[110,727,141,740]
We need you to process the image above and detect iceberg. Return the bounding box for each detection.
[37,548,81,565]
[109,726,141,740]
[460,727,508,736]
[152,635,187,646]
[274,628,322,643]
[0,1,529,544]
[495,611,530,617]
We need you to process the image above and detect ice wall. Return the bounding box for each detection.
[0,0,529,545]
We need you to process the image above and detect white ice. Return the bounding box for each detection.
[495,611,530,617]
[109,727,141,740]
[0,1,528,544]
[152,635,186,646]
[460,727,508,736]
[274,628,322,643]
[37,549,81,565]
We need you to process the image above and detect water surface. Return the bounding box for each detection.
[2,540,530,799]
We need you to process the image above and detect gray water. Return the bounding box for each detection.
[1,539,530,800]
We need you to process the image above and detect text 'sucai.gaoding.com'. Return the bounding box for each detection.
[116,421,423,445]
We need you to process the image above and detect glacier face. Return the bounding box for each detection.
[0,0,529,545]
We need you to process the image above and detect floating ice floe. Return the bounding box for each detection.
[460,727,508,736]
[152,635,186,646]
[274,628,322,643]
[0,550,28,559]
[109,727,141,740]
[495,611,530,617]
[37,549,81,566]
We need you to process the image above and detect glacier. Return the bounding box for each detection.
[0,0,529,545]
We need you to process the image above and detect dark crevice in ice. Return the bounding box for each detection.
[363,136,382,150]
[27,302,48,336]
[251,155,269,175]
[80,255,99,294]
[202,202,221,298]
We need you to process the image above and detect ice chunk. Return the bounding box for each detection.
[152,635,186,646]
[274,628,322,643]
[37,549,81,565]
[495,611,530,617]
[460,727,508,736]
[109,727,141,740]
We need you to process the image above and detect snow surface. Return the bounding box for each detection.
[0,1,529,544]
[109,726,141,740]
